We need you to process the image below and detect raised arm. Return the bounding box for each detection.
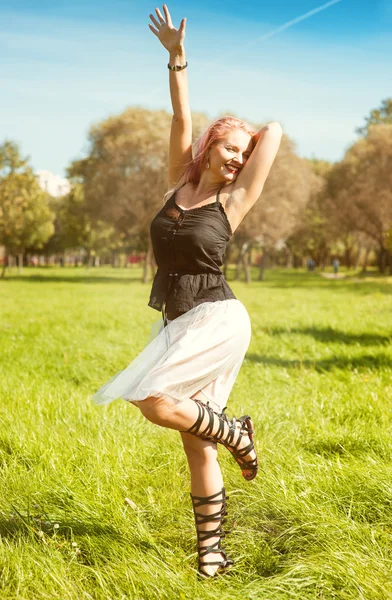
[226,122,283,232]
[149,4,192,190]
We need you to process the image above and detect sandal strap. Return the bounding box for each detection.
[186,400,238,445]
[191,488,227,505]
[233,441,255,459]
[186,401,258,480]
[191,487,231,568]
[186,400,205,435]
[199,550,233,567]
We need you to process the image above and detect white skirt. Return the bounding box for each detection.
[92,299,251,412]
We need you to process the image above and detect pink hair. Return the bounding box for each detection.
[182,116,255,186]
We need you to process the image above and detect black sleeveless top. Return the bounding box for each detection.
[148,188,236,317]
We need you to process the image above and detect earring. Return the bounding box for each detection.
[206,159,210,170]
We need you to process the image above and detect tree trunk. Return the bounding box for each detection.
[235,255,242,281]
[258,253,266,281]
[111,250,116,268]
[378,247,387,273]
[18,252,24,274]
[244,248,251,283]
[143,238,154,284]
[1,251,8,279]
[319,249,329,270]
[354,248,362,270]
[86,250,93,269]
[361,248,369,273]
[236,242,249,282]
[293,254,301,268]
[345,246,352,269]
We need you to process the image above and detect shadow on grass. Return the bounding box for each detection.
[0,515,171,566]
[245,510,319,576]
[246,353,392,371]
[2,274,144,285]
[0,517,122,540]
[3,268,392,293]
[229,269,392,294]
[267,326,391,346]
[303,436,389,460]
[265,281,392,295]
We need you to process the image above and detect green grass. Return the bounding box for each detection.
[1,267,392,599]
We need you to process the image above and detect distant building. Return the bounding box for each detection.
[36,170,71,197]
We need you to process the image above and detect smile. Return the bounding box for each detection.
[224,164,239,175]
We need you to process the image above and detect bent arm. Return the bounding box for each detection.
[226,122,283,232]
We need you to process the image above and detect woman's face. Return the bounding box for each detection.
[208,129,253,182]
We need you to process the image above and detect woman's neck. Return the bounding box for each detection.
[192,174,227,199]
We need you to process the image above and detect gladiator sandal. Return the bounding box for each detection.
[190,487,233,578]
[186,399,258,481]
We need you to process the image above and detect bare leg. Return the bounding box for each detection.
[181,433,223,496]
[136,395,256,479]
[136,395,200,430]
[181,432,226,577]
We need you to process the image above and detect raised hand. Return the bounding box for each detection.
[148,4,186,52]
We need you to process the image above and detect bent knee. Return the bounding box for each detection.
[137,395,177,425]
[181,433,218,464]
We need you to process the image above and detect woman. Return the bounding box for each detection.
[94,4,282,578]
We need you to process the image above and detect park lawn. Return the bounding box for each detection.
[0,267,391,600]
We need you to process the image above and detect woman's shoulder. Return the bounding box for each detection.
[162,189,175,204]
[162,176,188,204]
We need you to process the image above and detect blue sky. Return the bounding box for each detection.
[1,0,391,176]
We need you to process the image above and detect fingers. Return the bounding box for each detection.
[155,7,165,25]
[149,13,161,29]
[148,5,186,38]
[179,17,186,35]
[162,4,172,27]
[148,23,159,36]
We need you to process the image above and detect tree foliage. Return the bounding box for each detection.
[233,133,321,277]
[3,100,392,277]
[327,125,392,271]
[357,98,392,135]
[68,107,208,251]
[0,141,54,274]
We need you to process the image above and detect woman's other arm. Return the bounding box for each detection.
[227,122,283,232]
[149,5,192,190]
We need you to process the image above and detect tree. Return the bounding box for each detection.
[0,141,54,277]
[233,134,319,280]
[327,125,392,273]
[357,98,392,136]
[68,107,209,279]
[284,158,333,267]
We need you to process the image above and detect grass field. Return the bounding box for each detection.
[1,267,392,599]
